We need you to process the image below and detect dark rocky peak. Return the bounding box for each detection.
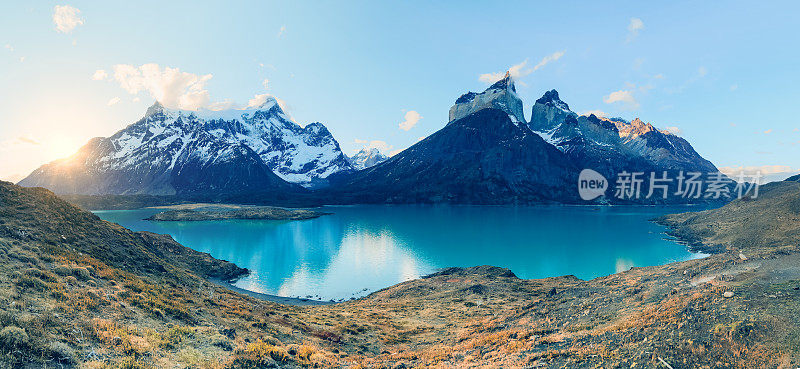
[535,89,570,111]
[585,114,618,132]
[488,71,516,93]
[455,92,478,104]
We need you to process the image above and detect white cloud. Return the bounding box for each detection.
[4,44,13,52]
[697,66,708,77]
[354,139,393,154]
[603,89,639,109]
[278,25,286,37]
[627,18,644,42]
[653,73,665,79]
[18,56,25,63]
[0,135,41,153]
[398,110,422,131]
[53,5,84,33]
[719,165,798,180]
[92,69,108,81]
[730,84,738,91]
[478,51,565,83]
[111,63,213,110]
[246,94,270,109]
[580,110,607,117]
[533,51,565,71]
[662,126,682,135]
[106,97,120,106]
[262,78,270,90]
[763,129,772,134]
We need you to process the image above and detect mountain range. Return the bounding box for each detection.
[19,98,352,196]
[19,74,723,204]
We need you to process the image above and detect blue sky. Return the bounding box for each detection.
[1,1,799,182]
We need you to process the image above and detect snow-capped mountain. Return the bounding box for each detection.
[448,72,526,125]
[348,148,389,170]
[19,98,352,195]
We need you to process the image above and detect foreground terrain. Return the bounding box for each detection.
[1,180,799,368]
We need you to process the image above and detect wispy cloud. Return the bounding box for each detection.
[354,139,393,154]
[398,110,422,131]
[53,5,84,33]
[106,97,120,106]
[103,63,279,112]
[278,25,286,38]
[626,18,644,42]
[478,51,565,83]
[603,89,639,109]
[0,135,41,150]
[580,110,607,117]
[662,126,682,135]
[262,78,270,90]
[92,69,108,81]
[110,63,213,110]
[719,165,799,181]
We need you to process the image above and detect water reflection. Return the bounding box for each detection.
[94,205,709,300]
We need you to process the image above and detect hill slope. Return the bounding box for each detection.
[2,182,800,367]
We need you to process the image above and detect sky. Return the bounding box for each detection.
[1,1,799,182]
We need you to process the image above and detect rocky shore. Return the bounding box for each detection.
[145,204,330,221]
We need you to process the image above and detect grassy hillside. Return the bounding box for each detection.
[2,181,800,367]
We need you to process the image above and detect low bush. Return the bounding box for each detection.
[48,341,76,364]
[0,326,28,350]
[16,275,49,292]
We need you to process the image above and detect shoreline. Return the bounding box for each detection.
[207,278,338,306]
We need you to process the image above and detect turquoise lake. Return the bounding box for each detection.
[94,205,709,301]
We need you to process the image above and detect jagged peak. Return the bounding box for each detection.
[534,89,570,111]
[487,71,516,93]
[145,101,165,117]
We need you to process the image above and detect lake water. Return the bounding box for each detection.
[94,205,708,301]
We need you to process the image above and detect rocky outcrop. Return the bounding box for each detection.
[448,72,526,125]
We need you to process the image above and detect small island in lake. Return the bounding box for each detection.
[145,203,330,221]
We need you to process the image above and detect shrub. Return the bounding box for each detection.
[162,326,192,349]
[211,334,234,351]
[24,268,58,283]
[48,341,75,364]
[16,275,48,292]
[73,267,91,280]
[296,345,316,361]
[0,326,28,349]
[53,265,71,276]
[230,340,290,368]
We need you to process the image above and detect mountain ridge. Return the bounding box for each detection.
[19,98,352,195]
